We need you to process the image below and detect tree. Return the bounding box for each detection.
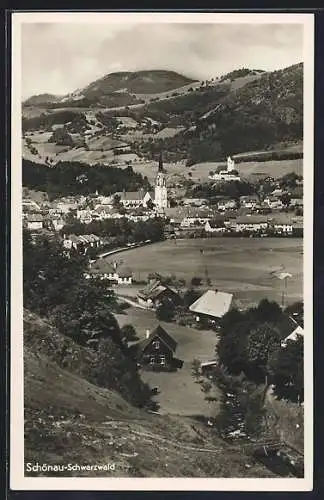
[245,323,281,383]
[121,324,139,342]
[281,192,291,207]
[156,298,175,322]
[191,276,202,287]
[191,358,201,382]
[268,336,304,403]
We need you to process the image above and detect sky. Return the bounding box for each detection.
[21,22,304,99]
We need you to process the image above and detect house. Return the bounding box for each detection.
[269,216,293,235]
[205,219,226,234]
[63,234,102,252]
[217,199,237,211]
[137,279,181,309]
[26,214,44,231]
[189,289,233,324]
[135,325,183,370]
[85,263,133,285]
[264,197,284,210]
[231,215,269,233]
[281,326,304,348]
[239,195,259,210]
[277,314,304,348]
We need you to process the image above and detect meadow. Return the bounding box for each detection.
[105,237,303,308]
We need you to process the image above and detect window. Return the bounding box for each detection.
[160,355,166,365]
[150,357,155,365]
[153,340,160,350]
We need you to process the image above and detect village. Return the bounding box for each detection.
[22,152,304,424]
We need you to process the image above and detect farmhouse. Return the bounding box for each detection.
[189,289,233,324]
[137,279,181,309]
[136,325,183,370]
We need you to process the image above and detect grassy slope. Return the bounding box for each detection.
[24,310,277,477]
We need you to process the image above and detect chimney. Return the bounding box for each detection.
[146,330,150,339]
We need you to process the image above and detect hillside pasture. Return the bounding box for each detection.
[106,237,303,308]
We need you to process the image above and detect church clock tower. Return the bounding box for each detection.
[154,152,168,210]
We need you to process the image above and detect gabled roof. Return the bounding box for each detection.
[138,279,178,300]
[234,215,269,225]
[189,290,233,318]
[207,218,225,228]
[138,325,177,353]
[115,191,147,202]
[276,314,302,340]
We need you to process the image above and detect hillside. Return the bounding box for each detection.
[21,63,303,168]
[23,70,198,110]
[24,93,63,106]
[24,310,278,478]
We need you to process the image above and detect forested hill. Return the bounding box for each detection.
[22,159,151,198]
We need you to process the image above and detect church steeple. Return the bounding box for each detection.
[154,150,167,210]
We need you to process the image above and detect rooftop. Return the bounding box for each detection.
[189,290,233,319]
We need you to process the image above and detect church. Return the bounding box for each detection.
[115,152,168,212]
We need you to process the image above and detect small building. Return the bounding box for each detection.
[26,214,44,231]
[205,219,226,234]
[200,360,218,377]
[137,279,181,309]
[189,289,233,324]
[136,325,183,370]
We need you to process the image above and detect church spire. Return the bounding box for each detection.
[158,151,163,172]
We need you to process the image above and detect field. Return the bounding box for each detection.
[103,237,303,308]
[115,307,220,417]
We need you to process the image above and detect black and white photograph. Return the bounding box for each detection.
[10,11,313,491]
